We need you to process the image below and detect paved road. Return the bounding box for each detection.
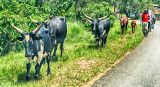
[92,22,160,87]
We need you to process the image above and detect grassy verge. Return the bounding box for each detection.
[0,20,144,87]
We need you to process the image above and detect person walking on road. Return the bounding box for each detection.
[148,10,152,32]
[142,10,150,37]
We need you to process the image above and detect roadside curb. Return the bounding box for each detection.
[81,51,132,87]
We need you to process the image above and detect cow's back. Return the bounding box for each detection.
[49,16,67,43]
[98,19,110,33]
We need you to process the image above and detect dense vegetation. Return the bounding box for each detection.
[0,0,159,55]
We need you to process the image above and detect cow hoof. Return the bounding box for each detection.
[47,70,51,76]
[34,75,39,82]
[26,75,31,81]
[34,79,38,83]
[47,73,51,76]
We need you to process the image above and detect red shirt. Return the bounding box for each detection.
[142,13,150,22]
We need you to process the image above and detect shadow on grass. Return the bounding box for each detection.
[50,55,69,63]
[88,44,98,49]
[17,71,35,83]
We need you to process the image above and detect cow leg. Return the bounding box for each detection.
[53,44,58,58]
[60,42,64,57]
[98,40,101,49]
[34,56,43,82]
[26,57,31,81]
[122,27,125,34]
[46,55,51,75]
[42,58,45,64]
[34,63,40,82]
[132,26,133,33]
[125,26,127,34]
[101,38,104,47]
[104,36,108,48]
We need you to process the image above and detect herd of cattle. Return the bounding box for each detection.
[10,10,156,82]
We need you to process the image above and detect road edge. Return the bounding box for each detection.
[81,51,132,87]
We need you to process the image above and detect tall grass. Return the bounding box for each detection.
[0,20,144,87]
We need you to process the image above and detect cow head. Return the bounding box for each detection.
[11,23,42,57]
[82,9,110,35]
[119,18,124,27]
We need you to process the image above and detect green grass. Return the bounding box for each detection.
[0,20,144,87]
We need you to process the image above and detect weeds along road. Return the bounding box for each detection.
[92,21,160,87]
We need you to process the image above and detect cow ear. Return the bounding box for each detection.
[17,37,23,41]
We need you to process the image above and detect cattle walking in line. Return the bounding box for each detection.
[119,17,128,34]
[29,16,67,58]
[131,20,136,34]
[11,23,52,82]
[82,9,110,49]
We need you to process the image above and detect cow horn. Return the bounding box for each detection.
[32,23,42,34]
[11,24,24,34]
[82,9,92,21]
[44,18,50,23]
[29,17,38,23]
[86,18,92,24]
[98,14,110,21]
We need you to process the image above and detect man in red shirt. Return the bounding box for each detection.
[142,9,150,37]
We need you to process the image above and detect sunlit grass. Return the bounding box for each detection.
[0,20,144,87]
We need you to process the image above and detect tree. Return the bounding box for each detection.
[73,0,78,21]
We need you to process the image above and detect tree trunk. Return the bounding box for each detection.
[114,4,116,13]
[75,0,78,21]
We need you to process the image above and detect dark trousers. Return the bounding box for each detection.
[148,22,151,32]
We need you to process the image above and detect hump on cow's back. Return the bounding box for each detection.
[38,27,50,35]
[59,17,66,23]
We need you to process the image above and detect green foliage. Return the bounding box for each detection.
[83,1,111,18]
[108,15,117,27]
[43,0,73,16]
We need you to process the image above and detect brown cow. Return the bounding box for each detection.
[120,17,128,34]
[131,20,136,33]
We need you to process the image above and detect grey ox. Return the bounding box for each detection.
[82,9,110,49]
[11,23,52,82]
[29,16,67,58]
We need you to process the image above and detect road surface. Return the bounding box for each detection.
[92,22,160,87]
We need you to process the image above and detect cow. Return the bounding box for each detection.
[131,20,136,34]
[82,9,110,49]
[119,17,128,34]
[29,16,67,58]
[11,23,52,82]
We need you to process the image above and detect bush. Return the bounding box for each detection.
[108,15,117,27]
